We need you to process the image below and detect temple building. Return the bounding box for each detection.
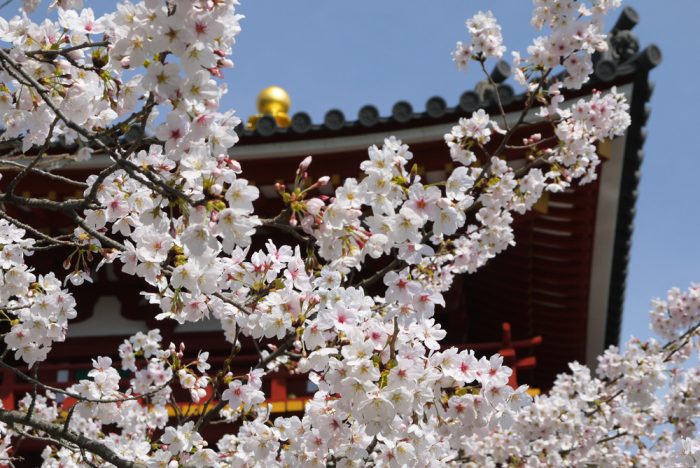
[0,6,660,423]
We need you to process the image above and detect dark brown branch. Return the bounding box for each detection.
[0,49,199,208]
[0,159,88,187]
[479,59,509,132]
[356,258,401,289]
[68,210,126,251]
[23,366,39,421]
[0,192,88,212]
[194,336,240,429]
[663,322,700,362]
[0,409,143,468]
[212,292,251,315]
[193,333,296,432]
[24,41,110,57]
[493,69,552,158]
[81,163,122,207]
[0,209,77,248]
[258,221,309,243]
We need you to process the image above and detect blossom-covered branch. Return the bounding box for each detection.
[0,0,689,466]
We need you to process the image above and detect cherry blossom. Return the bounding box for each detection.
[0,1,690,466]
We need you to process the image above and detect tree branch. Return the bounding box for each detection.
[0,159,88,187]
[193,333,296,432]
[0,409,144,468]
[23,41,110,58]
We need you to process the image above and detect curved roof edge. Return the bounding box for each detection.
[604,61,657,348]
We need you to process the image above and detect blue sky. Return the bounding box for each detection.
[18,1,699,344]
[225,0,700,344]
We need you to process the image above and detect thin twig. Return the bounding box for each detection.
[357,258,401,289]
[0,159,88,187]
[479,59,509,132]
[193,333,296,432]
[0,359,171,405]
[24,41,109,57]
[0,209,77,248]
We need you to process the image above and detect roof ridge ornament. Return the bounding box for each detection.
[247,85,292,131]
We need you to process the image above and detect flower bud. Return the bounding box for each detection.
[228,160,242,173]
[299,156,313,172]
[210,183,223,196]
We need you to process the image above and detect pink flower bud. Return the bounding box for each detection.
[228,160,242,173]
[299,156,313,172]
[317,176,330,186]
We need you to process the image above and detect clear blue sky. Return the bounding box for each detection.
[225,0,699,344]
[20,1,700,343]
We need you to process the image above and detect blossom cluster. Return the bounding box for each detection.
[455,0,618,91]
[452,10,505,70]
[547,86,631,185]
[453,283,700,466]
[12,283,700,467]
[1,219,77,365]
[0,1,692,467]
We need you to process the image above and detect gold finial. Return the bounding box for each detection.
[247,85,291,129]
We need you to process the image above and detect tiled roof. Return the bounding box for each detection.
[233,6,661,350]
[236,6,660,149]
